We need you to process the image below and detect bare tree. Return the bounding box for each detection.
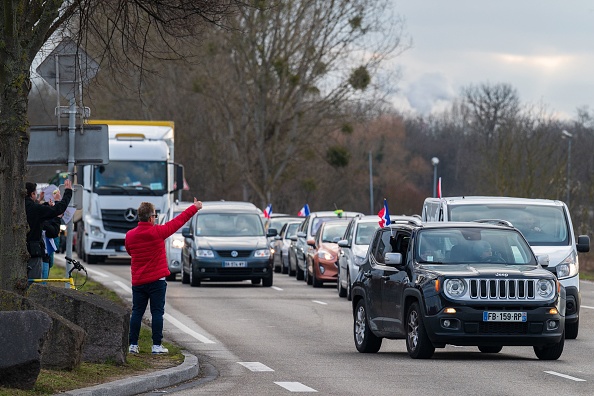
[187,0,409,208]
[1,1,242,292]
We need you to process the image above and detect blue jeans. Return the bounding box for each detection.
[129,280,167,346]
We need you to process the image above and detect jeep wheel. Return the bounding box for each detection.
[478,345,502,353]
[354,300,382,353]
[533,332,564,360]
[189,265,201,287]
[565,319,579,339]
[406,302,435,359]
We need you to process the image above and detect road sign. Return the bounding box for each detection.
[27,125,109,165]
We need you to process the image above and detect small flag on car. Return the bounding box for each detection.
[263,204,272,219]
[297,204,310,217]
[378,198,391,227]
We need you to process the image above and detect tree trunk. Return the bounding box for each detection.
[0,64,32,293]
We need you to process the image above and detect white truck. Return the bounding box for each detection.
[75,120,184,264]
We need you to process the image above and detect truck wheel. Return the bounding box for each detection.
[354,300,382,353]
[534,332,564,360]
[406,302,435,359]
[478,345,502,353]
[565,319,579,339]
[87,254,99,264]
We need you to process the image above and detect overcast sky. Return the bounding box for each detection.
[389,1,594,120]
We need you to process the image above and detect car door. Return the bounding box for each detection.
[338,220,355,278]
[381,230,411,335]
[362,229,393,332]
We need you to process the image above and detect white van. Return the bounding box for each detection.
[422,196,590,339]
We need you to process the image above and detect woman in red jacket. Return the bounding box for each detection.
[125,198,202,354]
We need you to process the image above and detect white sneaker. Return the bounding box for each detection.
[152,344,169,354]
[128,344,139,354]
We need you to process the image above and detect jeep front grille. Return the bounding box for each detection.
[469,279,536,300]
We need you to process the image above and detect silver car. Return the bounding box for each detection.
[337,216,379,300]
[162,201,195,281]
[272,220,302,274]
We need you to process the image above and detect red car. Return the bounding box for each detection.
[307,219,350,287]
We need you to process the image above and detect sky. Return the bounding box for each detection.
[389,1,594,120]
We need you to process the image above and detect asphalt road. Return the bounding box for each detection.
[74,256,594,396]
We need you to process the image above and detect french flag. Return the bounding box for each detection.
[263,204,273,219]
[297,204,310,217]
[378,198,391,227]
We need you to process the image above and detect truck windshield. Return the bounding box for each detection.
[93,161,167,195]
[448,204,569,246]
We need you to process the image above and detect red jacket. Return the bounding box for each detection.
[126,205,198,286]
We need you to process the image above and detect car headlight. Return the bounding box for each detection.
[536,279,555,298]
[171,238,184,249]
[318,250,335,261]
[556,252,579,279]
[353,255,366,266]
[444,279,467,298]
[254,249,271,258]
[196,249,214,258]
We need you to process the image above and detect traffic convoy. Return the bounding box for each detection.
[160,196,590,360]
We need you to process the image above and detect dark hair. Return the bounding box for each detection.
[25,182,37,196]
[137,202,155,222]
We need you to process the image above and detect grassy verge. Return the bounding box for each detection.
[0,267,185,396]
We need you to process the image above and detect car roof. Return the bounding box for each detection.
[198,201,261,214]
[391,221,515,231]
[171,201,194,212]
[308,210,363,218]
[431,196,565,207]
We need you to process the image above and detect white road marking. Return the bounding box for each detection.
[544,371,586,382]
[275,382,317,392]
[581,305,594,310]
[312,300,327,305]
[114,280,132,294]
[271,286,283,291]
[164,313,216,344]
[85,267,109,277]
[238,362,274,372]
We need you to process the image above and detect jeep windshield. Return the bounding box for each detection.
[194,213,264,237]
[416,228,536,265]
[448,204,569,247]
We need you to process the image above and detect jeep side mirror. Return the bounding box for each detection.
[384,252,403,267]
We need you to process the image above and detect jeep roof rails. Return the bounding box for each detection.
[390,216,423,227]
[473,219,514,228]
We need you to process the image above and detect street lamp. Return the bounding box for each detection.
[431,157,440,198]
[561,130,572,207]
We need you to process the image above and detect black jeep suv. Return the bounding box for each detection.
[351,219,566,360]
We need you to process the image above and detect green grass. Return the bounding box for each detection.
[0,270,184,395]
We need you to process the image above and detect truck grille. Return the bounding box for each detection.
[469,279,536,300]
[102,210,138,233]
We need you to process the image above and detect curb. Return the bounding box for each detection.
[59,351,199,396]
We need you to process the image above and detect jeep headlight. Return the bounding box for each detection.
[254,249,271,258]
[444,279,467,298]
[556,252,579,279]
[536,279,555,298]
[196,249,214,258]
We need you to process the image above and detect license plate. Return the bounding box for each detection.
[483,311,527,322]
[224,261,247,268]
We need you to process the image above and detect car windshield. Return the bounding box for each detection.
[416,228,536,265]
[195,213,264,237]
[93,161,167,195]
[355,222,380,245]
[285,222,300,239]
[312,216,341,237]
[321,223,348,243]
[448,204,569,246]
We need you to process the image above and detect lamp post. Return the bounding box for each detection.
[431,157,440,198]
[561,130,572,207]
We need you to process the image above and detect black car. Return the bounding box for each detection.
[352,219,566,360]
[180,201,277,287]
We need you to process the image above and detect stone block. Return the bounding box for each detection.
[27,284,130,364]
[0,289,86,370]
[0,310,51,390]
